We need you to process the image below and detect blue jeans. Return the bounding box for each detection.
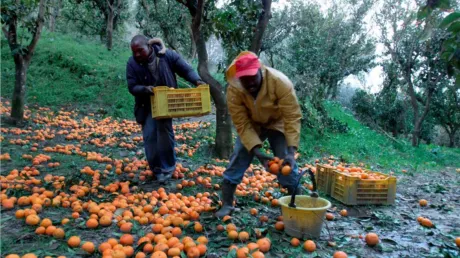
[142,114,176,174]
[223,129,299,188]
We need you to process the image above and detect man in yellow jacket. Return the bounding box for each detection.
[216,51,302,218]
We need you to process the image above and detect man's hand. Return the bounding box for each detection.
[146,86,155,94]
[196,80,206,86]
[283,146,297,167]
[252,146,273,169]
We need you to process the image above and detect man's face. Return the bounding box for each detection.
[239,69,262,94]
[131,42,150,63]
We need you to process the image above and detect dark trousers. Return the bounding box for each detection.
[142,114,176,174]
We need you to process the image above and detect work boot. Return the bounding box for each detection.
[215,180,237,218]
[157,173,172,185]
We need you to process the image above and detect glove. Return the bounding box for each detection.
[146,86,155,95]
[251,146,273,169]
[282,146,297,168]
[196,80,206,86]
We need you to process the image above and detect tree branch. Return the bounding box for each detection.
[106,0,113,11]
[2,26,8,39]
[26,0,47,58]
[141,0,150,13]
[249,0,272,54]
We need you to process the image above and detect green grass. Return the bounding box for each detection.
[298,102,460,172]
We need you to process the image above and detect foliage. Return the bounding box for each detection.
[212,0,263,61]
[429,83,460,146]
[1,0,45,55]
[376,0,453,146]
[259,0,375,135]
[135,0,193,56]
[58,0,129,43]
[418,0,460,84]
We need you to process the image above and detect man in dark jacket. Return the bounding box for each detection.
[126,35,204,183]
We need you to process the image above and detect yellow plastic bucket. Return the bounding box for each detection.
[278,195,331,239]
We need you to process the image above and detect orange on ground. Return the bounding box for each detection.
[419,199,428,207]
[53,228,65,239]
[252,251,265,258]
[290,238,300,247]
[120,234,134,245]
[333,251,348,258]
[365,233,379,246]
[257,238,271,253]
[82,242,95,254]
[303,240,316,252]
[187,246,200,258]
[228,230,238,240]
[421,218,433,228]
[26,214,40,225]
[275,221,284,231]
[238,231,249,242]
[99,242,112,253]
[68,236,81,248]
[196,236,208,245]
[86,218,99,228]
[236,247,249,258]
[247,242,259,251]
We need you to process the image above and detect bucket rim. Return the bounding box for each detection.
[278,195,332,211]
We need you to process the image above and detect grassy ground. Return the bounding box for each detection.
[297,102,460,173]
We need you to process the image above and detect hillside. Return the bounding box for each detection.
[2,33,459,171]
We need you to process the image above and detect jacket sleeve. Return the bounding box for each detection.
[227,87,262,151]
[126,62,150,96]
[168,50,201,85]
[275,78,302,148]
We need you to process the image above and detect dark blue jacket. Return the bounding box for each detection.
[126,44,201,124]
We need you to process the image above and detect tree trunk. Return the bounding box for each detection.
[49,0,62,32]
[182,0,233,158]
[406,76,420,146]
[11,56,29,122]
[106,9,114,50]
[445,126,457,148]
[188,24,196,59]
[249,0,272,54]
[6,0,47,124]
[196,34,233,158]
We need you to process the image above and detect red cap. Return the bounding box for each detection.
[235,54,261,78]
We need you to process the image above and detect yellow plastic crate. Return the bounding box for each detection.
[150,85,211,119]
[316,164,335,195]
[331,170,397,205]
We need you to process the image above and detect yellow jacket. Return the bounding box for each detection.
[226,51,302,151]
